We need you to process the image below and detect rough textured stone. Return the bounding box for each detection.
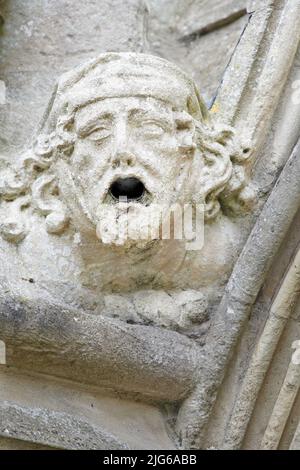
[0,51,254,334]
[147,0,248,105]
[1,0,300,452]
[0,0,148,155]
[0,367,175,449]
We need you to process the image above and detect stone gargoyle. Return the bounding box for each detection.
[0,52,255,331]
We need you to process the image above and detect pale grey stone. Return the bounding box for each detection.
[1,0,300,452]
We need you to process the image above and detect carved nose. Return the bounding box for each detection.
[109,177,145,201]
[112,151,136,168]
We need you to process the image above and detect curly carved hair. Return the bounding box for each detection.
[0,108,256,243]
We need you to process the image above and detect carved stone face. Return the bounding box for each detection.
[0,53,254,248]
[58,96,196,244]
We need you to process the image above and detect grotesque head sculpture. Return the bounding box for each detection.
[0,53,255,245]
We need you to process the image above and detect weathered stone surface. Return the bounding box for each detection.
[176,0,247,38]
[1,0,300,452]
[0,293,200,401]
[147,0,248,105]
[0,0,148,155]
[0,437,55,450]
[0,367,175,449]
[0,52,254,334]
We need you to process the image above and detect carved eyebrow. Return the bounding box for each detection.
[128,109,173,127]
[76,113,113,136]
[129,108,167,118]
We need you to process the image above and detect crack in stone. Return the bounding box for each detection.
[179,8,247,42]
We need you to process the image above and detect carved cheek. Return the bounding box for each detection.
[72,141,108,173]
[71,151,91,172]
[142,134,178,154]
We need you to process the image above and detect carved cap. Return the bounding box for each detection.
[39,52,209,133]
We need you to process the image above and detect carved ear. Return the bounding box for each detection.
[191,124,234,218]
[0,196,30,243]
[198,142,232,193]
[174,112,196,152]
[31,174,69,234]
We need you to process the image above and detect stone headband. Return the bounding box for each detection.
[39,52,209,134]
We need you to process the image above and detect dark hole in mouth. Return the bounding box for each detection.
[109,177,146,201]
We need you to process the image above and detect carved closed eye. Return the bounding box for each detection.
[137,120,167,137]
[86,126,112,142]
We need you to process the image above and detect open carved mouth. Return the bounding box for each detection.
[109,177,146,202]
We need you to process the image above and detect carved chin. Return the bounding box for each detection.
[92,176,154,246]
[93,175,192,247]
[95,189,166,248]
[95,204,157,248]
